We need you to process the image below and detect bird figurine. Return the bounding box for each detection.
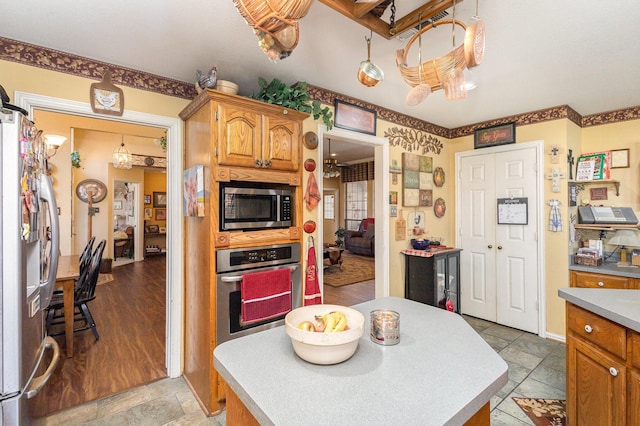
[195,65,217,94]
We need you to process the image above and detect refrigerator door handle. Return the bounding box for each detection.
[39,173,60,310]
[25,336,60,399]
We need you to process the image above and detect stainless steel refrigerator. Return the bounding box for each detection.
[1,107,61,425]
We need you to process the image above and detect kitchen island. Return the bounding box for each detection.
[214,297,508,425]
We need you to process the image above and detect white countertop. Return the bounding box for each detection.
[558,288,640,332]
[214,297,508,426]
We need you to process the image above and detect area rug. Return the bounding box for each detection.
[512,397,566,426]
[323,251,374,287]
[97,273,114,286]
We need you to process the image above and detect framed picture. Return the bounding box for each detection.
[159,226,167,234]
[155,208,166,220]
[144,194,151,205]
[153,192,167,208]
[474,122,516,149]
[144,207,152,220]
[148,224,159,233]
[334,100,376,135]
[610,148,629,168]
[113,200,122,210]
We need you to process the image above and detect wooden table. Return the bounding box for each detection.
[55,255,79,358]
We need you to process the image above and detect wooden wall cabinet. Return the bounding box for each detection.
[178,89,305,415]
[566,303,640,425]
[216,97,303,171]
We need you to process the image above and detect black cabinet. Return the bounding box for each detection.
[403,249,461,314]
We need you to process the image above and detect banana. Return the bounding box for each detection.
[323,313,337,334]
[333,314,347,332]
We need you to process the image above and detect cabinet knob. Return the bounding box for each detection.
[255,159,263,167]
[609,367,618,377]
[497,246,503,250]
[264,160,272,168]
[597,281,605,287]
[584,324,593,333]
[488,245,493,249]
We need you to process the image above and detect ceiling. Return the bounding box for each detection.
[2,1,640,161]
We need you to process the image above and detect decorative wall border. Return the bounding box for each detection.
[0,37,196,100]
[2,36,638,135]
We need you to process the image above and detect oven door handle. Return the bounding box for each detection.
[220,265,299,283]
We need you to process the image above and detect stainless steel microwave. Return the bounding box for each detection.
[220,184,293,231]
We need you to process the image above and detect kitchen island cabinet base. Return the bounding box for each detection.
[224,384,490,426]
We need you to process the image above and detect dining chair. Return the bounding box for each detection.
[46,239,106,341]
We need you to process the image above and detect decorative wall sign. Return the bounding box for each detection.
[402,152,434,207]
[89,71,124,116]
[144,194,151,205]
[385,127,443,155]
[334,100,376,135]
[474,122,516,149]
[497,197,528,225]
[589,187,608,201]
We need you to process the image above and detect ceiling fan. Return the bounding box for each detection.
[323,138,348,178]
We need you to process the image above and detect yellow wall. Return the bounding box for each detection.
[144,172,168,228]
[2,59,187,257]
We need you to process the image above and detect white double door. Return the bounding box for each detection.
[457,143,541,334]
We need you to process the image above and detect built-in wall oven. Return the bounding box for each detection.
[216,242,302,345]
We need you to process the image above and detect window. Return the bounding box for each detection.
[324,194,335,219]
[345,181,368,231]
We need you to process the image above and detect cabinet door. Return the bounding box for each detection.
[567,336,626,426]
[630,369,640,426]
[217,104,261,168]
[262,114,300,171]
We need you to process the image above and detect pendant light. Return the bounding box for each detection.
[113,136,132,169]
[323,139,341,179]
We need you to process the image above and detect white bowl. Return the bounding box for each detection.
[215,80,239,95]
[285,304,365,365]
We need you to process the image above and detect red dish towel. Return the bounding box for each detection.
[304,237,322,306]
[241,268,292,325]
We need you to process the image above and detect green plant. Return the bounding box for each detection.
[159,135,167,152]
[70,150,81,168]
[334,227,346,247]
[252,78,333,130]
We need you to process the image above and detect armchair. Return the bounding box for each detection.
[344,218,375,257]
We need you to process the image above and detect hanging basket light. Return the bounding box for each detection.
[232,0,314,61]
[113,139,132,169]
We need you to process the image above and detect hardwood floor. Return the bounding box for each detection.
[32,254,371,418]
[32,255,167,418]
[323,278,375,306]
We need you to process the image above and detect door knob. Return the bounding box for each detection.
[497,246,503,250]
[488,245,493,249]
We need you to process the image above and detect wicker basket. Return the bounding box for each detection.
[396,19,467,92]
[233,0,313,53]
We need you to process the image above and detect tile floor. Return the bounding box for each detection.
[36,316,565,425]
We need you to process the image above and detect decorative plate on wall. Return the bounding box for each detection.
[433,167,445,187]
[434,198,446,218]
[75,179,107,203]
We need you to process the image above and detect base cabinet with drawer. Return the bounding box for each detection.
[566,303,640,425]
[570,270,637,289]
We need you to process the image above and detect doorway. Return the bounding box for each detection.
[316,125,390,301]
[456,141,544,335]
[18,92,182,414]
